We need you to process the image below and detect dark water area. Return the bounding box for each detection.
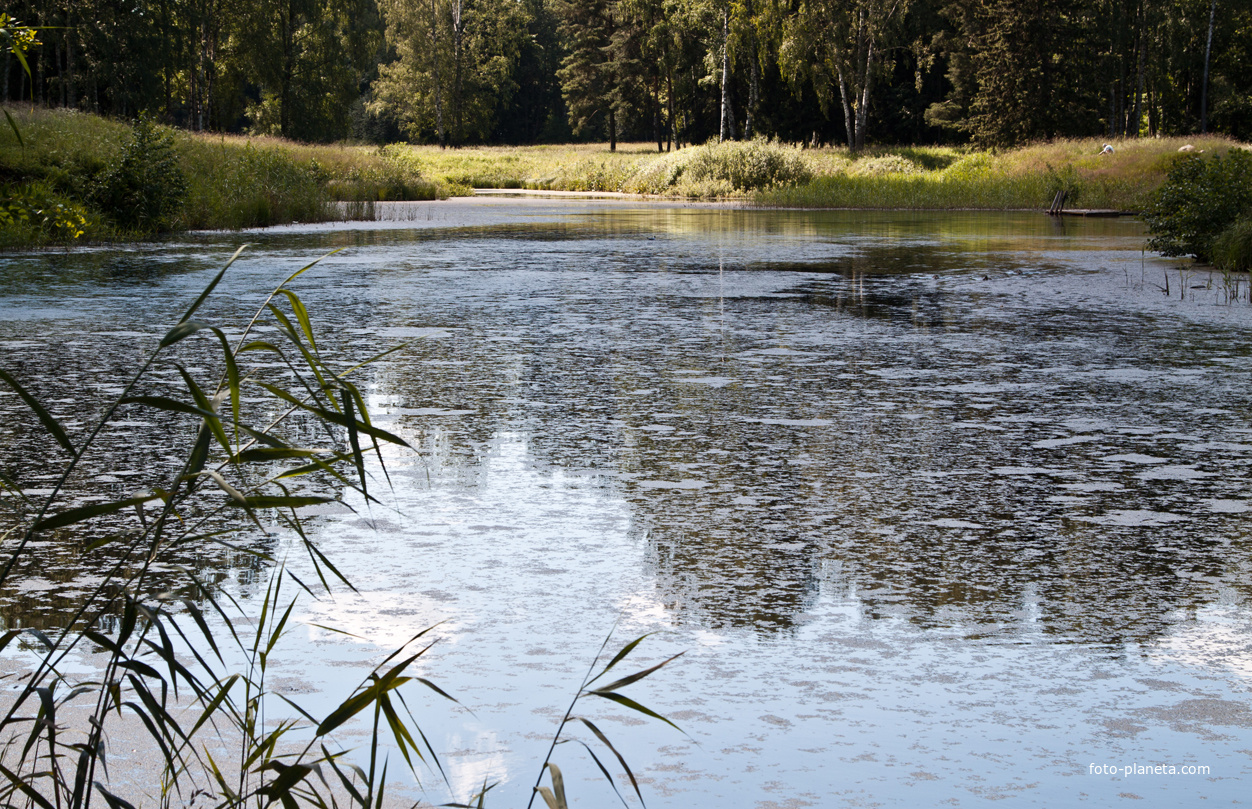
[1,200,1250,806]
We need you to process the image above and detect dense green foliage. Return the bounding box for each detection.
[92,116,188,233]
[5,0,1251,148]
[1143,150,1252,263]
[1210,214,1252,271]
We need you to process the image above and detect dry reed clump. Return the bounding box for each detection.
[848,154,921,177]
[178,137,444,230]
[677,139,810,190]
[550,157,637,191]
[623,139,810,197]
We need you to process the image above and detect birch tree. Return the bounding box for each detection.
[373,0,527,144]
[779,0,909,149]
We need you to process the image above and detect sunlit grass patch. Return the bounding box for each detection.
[760,136,1245,211]
[0,108,446,245]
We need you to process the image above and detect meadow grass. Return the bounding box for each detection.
[393,141,663,191]
[759,136,1241,210]
[2,105,1244,249]
[400,135,1242,211]
[0,107,445,245]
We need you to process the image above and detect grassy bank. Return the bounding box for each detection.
[397,135,1242,211]
[764,137,1240,210]
[0,107,445,247]
[3,106,1243,249]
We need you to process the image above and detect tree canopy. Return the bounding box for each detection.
[4,0,1249,147]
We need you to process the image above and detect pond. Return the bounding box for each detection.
[2,199,1252,807]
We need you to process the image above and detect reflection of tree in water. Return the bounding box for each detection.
[0,250,212,295]
[527,268,1252,643]
[365,255,1252,644]
[152,224,1251,647]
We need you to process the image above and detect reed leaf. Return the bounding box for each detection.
[0,762,58,809]
[177,245,246,325]
[341,390,368,498]
[281,249,343,288]
[34,494,160,531]
[92,782,137,809]
[574,718,642,807]
[268,303,330,392]
[587,691,679,730]
[119,395,216,419]
[187,676,239,739]
[0,368,76,456]
[276,289,319,353]
[588,651,684,695]
[159,319,210,348]
[565,737,628,807]
[4,107,23,147]
[255,382,411,448]
[316,658,419,737]
[229,447,328,463]
[536,763,568,809]
[176,367,232,455]
[209,326,242,437]
[585,633,651,687]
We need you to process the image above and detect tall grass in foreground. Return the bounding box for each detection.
[0,248,678,808]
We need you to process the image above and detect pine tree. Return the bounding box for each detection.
[557,0,618,148]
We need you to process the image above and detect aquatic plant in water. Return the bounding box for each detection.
[0,248,678,808]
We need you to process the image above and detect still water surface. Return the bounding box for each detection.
[2,200,1252,806]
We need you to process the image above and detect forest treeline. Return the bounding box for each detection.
[5,0,1251,149]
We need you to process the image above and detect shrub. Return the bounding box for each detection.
[1143,150,1252,262]
[623,139,810,197]
[0,181,92,245]
[683,139,810,190]
[628,151,690,194]
[1211,215,1252,271]
[940,152,993,182]
[92,115,188,235]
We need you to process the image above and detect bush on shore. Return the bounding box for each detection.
[1210,215,1252,271]
[1142,149,1252,266]
[628,139,810,194]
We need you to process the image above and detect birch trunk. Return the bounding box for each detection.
[855,36,875,149]
[837,69,854,149]
[719,9,735,141]
[431,0,445,146]
[744,0,759,139]
[1201,0,1216,132]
